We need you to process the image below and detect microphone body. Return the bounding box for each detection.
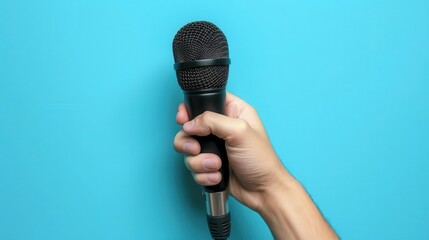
[184,88,230,239]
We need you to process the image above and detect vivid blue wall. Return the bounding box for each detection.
[1,0,428,239]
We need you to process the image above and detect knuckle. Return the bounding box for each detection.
[194,174,206,185]
[173,132,183,151]
[235,119,250,134]
[173,137,180,151]
[199,111,212,126]
[185,157,195,170]
[248,106,258,116]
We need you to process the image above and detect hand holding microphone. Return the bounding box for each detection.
[174,92,338,240]
[172,21,338,240]
[174,92,291,212]
[172,20,292,239]
[172,21,289,239]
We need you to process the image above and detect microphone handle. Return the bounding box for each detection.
[184,88,231,240]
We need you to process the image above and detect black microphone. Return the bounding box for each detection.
[172,21,231,240]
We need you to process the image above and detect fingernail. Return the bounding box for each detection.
[207,173,219,183]
[183,142,194,153]
[183,120,194,131]
[202,158,217,170]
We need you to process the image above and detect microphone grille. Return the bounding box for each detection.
[173,21,229,91]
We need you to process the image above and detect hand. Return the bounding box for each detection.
[173,92,338,239]
[173,92,292,211]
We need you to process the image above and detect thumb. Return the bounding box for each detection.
[183,111,251,144]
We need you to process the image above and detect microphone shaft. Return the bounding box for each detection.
[183,88,231,239]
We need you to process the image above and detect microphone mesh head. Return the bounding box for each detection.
[173,21,229,91]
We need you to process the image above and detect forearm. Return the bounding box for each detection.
[258,173,338,240]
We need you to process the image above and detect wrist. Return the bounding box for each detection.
[254,165,297,213]
[257,170,299,216]
[256,170,338,240]
[257,172,301,239]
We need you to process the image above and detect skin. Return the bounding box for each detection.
[174,92,338,240]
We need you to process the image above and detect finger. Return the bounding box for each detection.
[185,153,222,173]
[182,111,251,144]
[225,91,245,106]
[193,172,222,186]
[173,130,200,155]
[176,103,189,125]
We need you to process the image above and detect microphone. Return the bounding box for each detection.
[172,21,231,240]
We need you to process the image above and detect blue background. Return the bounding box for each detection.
[1,0,428,239]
